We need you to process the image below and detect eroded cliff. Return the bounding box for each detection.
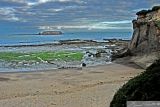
[129,6,160,54]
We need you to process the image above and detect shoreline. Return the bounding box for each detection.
[0,39,130,47]
[0,63,107,73]
[0,62,113,73]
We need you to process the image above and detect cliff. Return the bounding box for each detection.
[129,6,160,54]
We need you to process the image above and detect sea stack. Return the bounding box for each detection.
[39,31,62,35]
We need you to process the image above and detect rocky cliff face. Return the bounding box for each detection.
[129,6,160,54]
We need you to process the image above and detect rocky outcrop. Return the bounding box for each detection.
[129,6,160,54]
[39,31,62,35]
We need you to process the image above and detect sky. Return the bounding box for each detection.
[0,0,160,34]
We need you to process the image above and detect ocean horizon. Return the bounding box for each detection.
[0,31,132,46]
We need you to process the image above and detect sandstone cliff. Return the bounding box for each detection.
[129,6,160,54]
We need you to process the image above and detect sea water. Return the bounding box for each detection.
[0,32,132,46]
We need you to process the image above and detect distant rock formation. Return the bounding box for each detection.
[129,6,160,54]
[39,31,62,35]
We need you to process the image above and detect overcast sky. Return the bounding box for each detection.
[0,0,160,34]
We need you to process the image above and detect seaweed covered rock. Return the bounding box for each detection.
[110,59,160,107]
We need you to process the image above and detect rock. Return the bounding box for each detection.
[112,49,132,61]
[95,52,101,57]
[129,6,160,55]
[39,31,62,35]
[81,63,86,67]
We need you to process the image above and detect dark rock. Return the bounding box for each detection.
[112,49,132,61]
[82,63,86,67]
[39,31,62,35]
[95,52,101,57]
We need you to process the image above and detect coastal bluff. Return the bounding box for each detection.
[129,6,160,54]
[39,31,62,35]
[113,6,160,69]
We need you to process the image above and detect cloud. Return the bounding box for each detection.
[38,0,85,3]
[101,20,131,24]
[2,0,26,4]
[0,7,20,21]
[0,0,159,33]
[48,8,64,12]
[27,0,85,6]
[1,0,85,6]
[38,20,132,31]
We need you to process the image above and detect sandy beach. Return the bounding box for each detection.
[0,63,143,107]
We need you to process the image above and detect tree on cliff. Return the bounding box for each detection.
[136,6,160,15]
[136,10,148,15]
[152,6,160,11]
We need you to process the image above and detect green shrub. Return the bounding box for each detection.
[136,6,160,16]
[152,6,160,11]
[110,59,160,107]
[155,20,160,28]
[136,10,148,15]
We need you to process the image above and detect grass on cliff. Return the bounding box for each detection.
[0,51,83,62]
[155,20,160,28]
[110,59,160,107]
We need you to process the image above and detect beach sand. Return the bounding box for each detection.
[0,63,143,107]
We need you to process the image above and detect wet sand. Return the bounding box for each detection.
[0,63,143,107]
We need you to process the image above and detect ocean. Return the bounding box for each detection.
[0,32,132,46]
